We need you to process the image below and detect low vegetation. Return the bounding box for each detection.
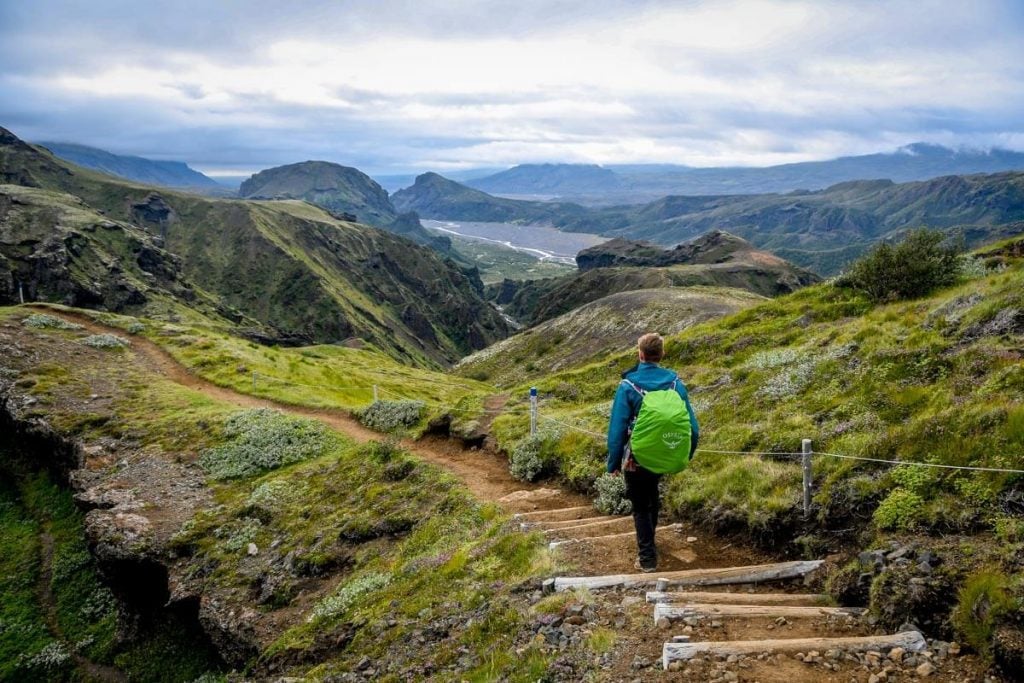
[839,228,961,302]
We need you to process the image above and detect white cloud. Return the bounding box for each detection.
[3,0,1023,170]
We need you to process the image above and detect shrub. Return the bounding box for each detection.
[81,334,130,349]
[358,399,425,432]
[309,571,392,622]
[838,228,960,302]
[22,313,83,330]
[509,435,549,482]
[952,570,1017,656]
[593,472,632,515]
[199,408,336,479]
[872,487,924,530]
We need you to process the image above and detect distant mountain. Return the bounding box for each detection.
[374,167,503,193]
[397,171,1024,274]
[38,141,220,189]
[489,231,819,327]
[392,172,590,225]
[467,163,621,196]
[461,145,1024,204]
[240,161,454,254]
[0,127,508,366]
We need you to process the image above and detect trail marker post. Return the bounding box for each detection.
[18,280,24,304]
[252,371,256,390]
[373,384,379,402]
[530,387,538,436]
[802,439,813,517]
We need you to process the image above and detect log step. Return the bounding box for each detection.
[653,602,865,624]
[542,516,635,537]
[646,591,831,606]
[535,514,621,530]
[553,559,824,592]
[512,505,593,521]
[549,524,682,550]
[662,631,927,668]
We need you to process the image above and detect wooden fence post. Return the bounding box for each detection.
[802,438,813,516]
[530,387,538,436]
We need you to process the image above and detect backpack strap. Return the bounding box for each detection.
[621,379,646,397]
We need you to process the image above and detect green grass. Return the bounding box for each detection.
[444,234,576,284]
[952,569,1020,657]
[488,245,1024,536]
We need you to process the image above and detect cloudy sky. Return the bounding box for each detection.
[1,0,1022,176]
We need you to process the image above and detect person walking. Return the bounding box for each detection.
[606,333,699,573]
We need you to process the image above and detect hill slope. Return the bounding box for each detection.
[467,163,621,195]
[241,161,454,253]
[457,286,764,386]
[0,127,508,366]
[491,232,820,327]
[39,141,219,189]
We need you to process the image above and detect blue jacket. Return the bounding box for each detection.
[606,362,699,473]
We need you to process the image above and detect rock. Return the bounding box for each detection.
[916,661,936,677]
[948,642,960,656]
[686,536,698,543]
[564,615,586,626]
[656,616,672,630]
[668,661,682,671]
[247,543,259,556]
[888,647,905,663]
[899,622,922,633]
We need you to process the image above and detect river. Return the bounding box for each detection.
[422,219,607,266]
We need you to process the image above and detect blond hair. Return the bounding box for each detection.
[637,332,664,362]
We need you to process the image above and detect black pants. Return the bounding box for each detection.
[624,465,661,568]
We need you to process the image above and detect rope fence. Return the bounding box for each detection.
[247,371,1024,515]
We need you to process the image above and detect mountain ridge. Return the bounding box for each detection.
[38,141,220,189]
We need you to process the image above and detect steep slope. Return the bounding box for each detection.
[38,141,220,189]
[492,232,820,327]
[456,286,764,386]
[241,161,453,253]
[0,127,508,366]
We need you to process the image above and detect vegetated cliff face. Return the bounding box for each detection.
[240,160,453,254]
[457,286,765,386]
[39,141,221,189]
[491,231,820,328]
[0,127,508,366]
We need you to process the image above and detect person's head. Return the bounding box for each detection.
[637,332,664,363]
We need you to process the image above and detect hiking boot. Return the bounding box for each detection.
[634,557,657,573]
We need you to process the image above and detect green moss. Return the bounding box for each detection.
[952,570,1019,657]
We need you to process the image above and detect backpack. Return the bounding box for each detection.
[623,377,692,475]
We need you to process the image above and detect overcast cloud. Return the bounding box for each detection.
[1,0,1022,176]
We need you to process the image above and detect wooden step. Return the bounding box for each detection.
[646,591,831,606]
[662,631,927,668]
[534,514,621,530]
[512,505,593,521]
[553,559,823,592]
[653,602,865,624]
[542,516,635,537]
[549,524,682,550]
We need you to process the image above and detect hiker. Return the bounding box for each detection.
[607,332,699,573]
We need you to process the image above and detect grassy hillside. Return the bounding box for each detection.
[0,306,558,680]
[456,286,764,386]
[487,237,1024,543]
[0,127,509,367]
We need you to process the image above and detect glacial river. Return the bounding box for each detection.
[422,219,607,266]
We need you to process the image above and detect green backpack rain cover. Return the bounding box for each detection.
[625,379,692,475]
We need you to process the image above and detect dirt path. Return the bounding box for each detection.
[37,528,127,683]
[46,308,586,510]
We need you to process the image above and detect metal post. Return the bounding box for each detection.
[18,281,24,305]
[530,387,538,436]
[373,384,379,402]
[252,371,256,390]
[802,438,813,516]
